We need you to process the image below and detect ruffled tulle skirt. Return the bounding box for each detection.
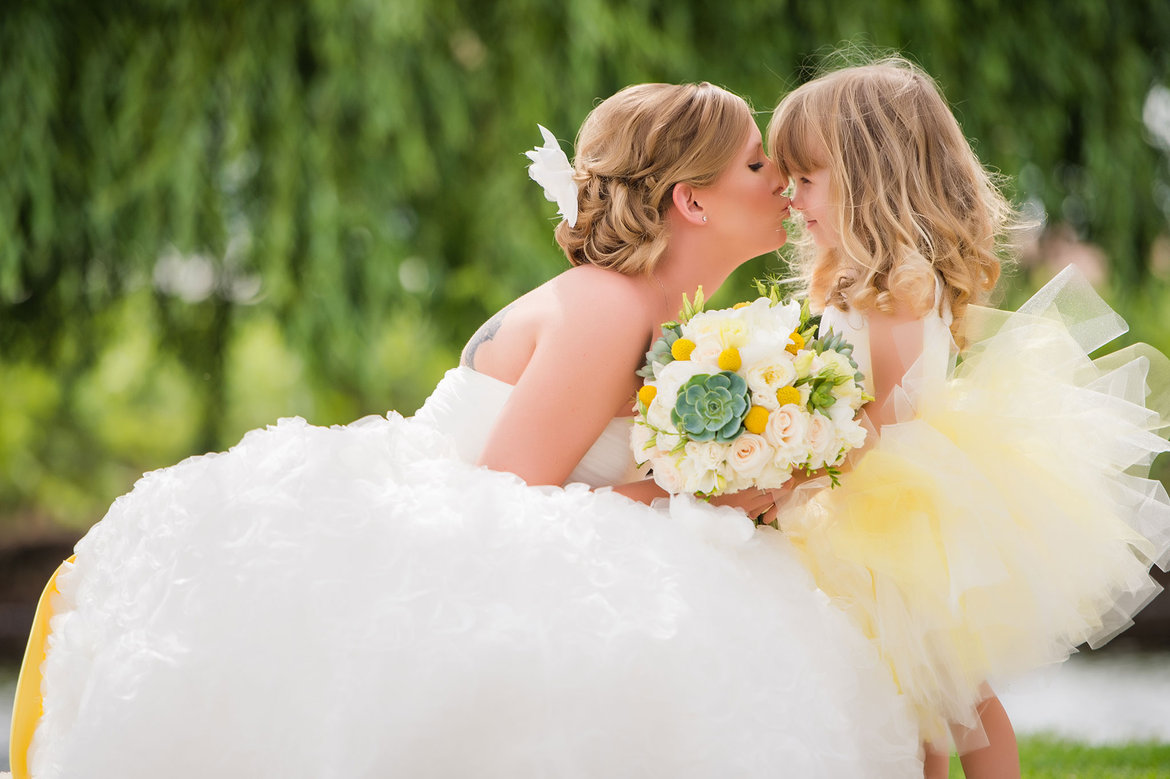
[782,267,1170,746]
[21,414,921,778]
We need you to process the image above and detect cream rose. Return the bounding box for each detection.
[727,433,773,480]
[805,412,838,468]
[651,455,687,494]
[763,404,810,460]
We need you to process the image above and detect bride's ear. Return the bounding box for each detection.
[671,183,707,226]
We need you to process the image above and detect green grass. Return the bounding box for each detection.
[948,737,1170,777]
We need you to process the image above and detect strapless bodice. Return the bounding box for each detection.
[413,366,644,489]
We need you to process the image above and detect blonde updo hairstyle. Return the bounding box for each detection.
[556,82,753,275]
[768,57,1016,336]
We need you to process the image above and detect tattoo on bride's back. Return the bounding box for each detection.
[461,303,515,369]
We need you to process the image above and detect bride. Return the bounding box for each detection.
[9,82,922,778]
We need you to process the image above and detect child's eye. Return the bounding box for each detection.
[798,176,811,184]
[748,162,765,172]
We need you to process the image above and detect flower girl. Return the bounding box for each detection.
[769,57,1170,778]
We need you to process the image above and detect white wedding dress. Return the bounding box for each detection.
[21,367,922,778]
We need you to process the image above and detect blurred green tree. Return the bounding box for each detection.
[1,0,1168,530]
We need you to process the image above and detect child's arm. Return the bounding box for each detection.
[866,308,927,428]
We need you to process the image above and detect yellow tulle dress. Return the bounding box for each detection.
[781,266,1170,747]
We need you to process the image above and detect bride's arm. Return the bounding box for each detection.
[475,275,651,487]
[476,271,780,518]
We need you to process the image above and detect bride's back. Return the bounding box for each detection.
[460,264,658,406]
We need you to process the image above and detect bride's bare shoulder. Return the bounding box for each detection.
[460,265,655,380]
[542,264,657,324]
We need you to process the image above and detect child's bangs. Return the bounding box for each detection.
[768,99,827,179]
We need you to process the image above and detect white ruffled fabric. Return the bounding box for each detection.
[27,373,922,778]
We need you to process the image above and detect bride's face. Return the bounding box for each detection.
[693,124,790,261]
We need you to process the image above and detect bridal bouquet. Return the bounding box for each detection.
[631,287,871,497]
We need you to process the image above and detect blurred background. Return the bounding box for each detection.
[1,0,1169,659]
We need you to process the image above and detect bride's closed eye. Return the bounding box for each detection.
[748,161,765,172]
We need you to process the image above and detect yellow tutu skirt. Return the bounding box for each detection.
[783,267,1170,746]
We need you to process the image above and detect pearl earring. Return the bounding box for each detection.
[702,216,708,223]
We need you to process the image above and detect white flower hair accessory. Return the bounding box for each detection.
[525,124,578,227]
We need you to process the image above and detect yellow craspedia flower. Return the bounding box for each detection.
[785,331,805,355]
[775,385,802,406]
[733,301,751,309]
[743,405,769,434]
[637,385,657,407]
[717,347,742,371]
[671,338,696,360]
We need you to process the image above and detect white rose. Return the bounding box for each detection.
[680,440,729,494]
[735,298,780,333]
[764,404,810,460]
[755,461,793,490]
[773,299,803,332]
[727,433,773,481]
[828,400,858,426]
[835,417,868,452]
[685,440,729,472]
[805,412,838,468]
[651,455,687,494]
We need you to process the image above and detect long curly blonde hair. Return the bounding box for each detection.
[555,82,753,275]
[768,57,1017,336]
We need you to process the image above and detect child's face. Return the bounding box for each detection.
[789,168,837,249]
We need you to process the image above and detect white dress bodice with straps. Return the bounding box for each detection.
[819,282,956,400]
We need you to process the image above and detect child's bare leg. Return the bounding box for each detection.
[955,694,1019,779]
[923,742,949,778]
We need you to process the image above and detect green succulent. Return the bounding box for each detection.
[808,379,838,412]
[636,325,682,379]
[641,325,683,378]
[671,371,750,443]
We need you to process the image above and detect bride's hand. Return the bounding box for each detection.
[708,488,776,521]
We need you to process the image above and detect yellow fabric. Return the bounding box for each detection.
[9,556,75,779]
[784,277,1170,747]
